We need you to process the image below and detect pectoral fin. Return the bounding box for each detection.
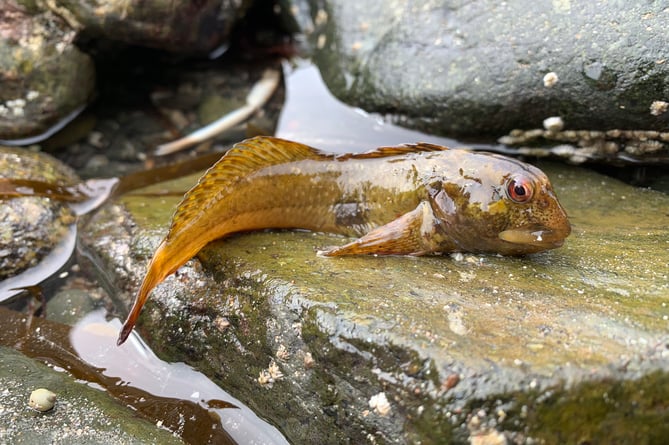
[320,201,443,256]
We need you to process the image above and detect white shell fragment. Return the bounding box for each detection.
[542,72,559,88]
[368,392,391,416]
[542,116,564,132]
[29,388,57,412]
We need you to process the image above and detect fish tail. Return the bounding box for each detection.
[117,240,174,345]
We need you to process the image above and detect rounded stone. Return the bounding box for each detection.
[0,147,79,279]
[0,7,95,142]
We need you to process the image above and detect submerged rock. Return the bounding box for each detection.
[0,346,183,444]
[284,0,669,138]
[0,147,79,280]
[84,163,669,443]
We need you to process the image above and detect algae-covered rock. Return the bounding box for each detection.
[0,147,79,280]
[34,0,253,54]
[285,0,669,137]
[83,163,669,443]
[1,0,254,142]
[0,346,184,444]
[0,5,94,142]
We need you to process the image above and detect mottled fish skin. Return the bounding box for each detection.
[117,136,570,344]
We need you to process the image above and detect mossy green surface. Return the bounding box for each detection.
[501,371,669,444]
[95,161,669,443]
[0,346,184,445]
[0,10,94,140]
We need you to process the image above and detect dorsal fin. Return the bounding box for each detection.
[167,136,330,240]
[336,142,449,160]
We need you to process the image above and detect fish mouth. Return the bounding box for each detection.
[498,225,570,249]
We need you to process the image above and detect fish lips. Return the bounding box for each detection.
[498,224,570,250]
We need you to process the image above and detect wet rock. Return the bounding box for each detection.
[0,346,184,444]
[285,0,669,137]
[0,4,95,142]
[48,288,101,326]
[498,128,669,165]
[52,59,283,179]
[43,0,254,54]
[83,161,669,443]
[1,0,258,142]
[0,147,79,280]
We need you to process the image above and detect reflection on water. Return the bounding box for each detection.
[0,105,87,146]
[0,225,76,303]
[276,60,462,153]
[0,177,118,303]
[0,305,288,444]
[70,310,288,445]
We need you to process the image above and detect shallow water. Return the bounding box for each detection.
[276,60,462,152]
[0,305,288,444]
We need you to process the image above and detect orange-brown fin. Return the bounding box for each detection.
[165,136,331,242]
[336,142,450,161]
[117,136,330,345]
[319,201,441,256]
[117,239,175,345]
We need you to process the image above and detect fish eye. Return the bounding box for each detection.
[506,176,534,203]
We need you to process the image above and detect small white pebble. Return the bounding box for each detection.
[450,252,465,262]
[543,72,559,87]
[650,100,668,116]
[543,116,564,132]
[7,98,26,108]
[369,392,391,416]
[317,34,327,49]
[29,388,57,412]
[26,90,40,101]
[303,352,315,369]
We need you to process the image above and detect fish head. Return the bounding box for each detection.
[429,154,571,255]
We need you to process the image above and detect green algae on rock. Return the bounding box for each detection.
[0,6,94,142]
[38,0,253,54]
[84,162,669,443]
[0,346,185,444]
[0,147,80,280]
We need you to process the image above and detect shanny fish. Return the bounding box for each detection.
[117,136,570,344]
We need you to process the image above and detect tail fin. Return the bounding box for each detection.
[117,240,173,345]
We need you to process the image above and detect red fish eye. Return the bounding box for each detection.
[506,177,534,203]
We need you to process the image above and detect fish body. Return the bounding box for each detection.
[117,136,570,344]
